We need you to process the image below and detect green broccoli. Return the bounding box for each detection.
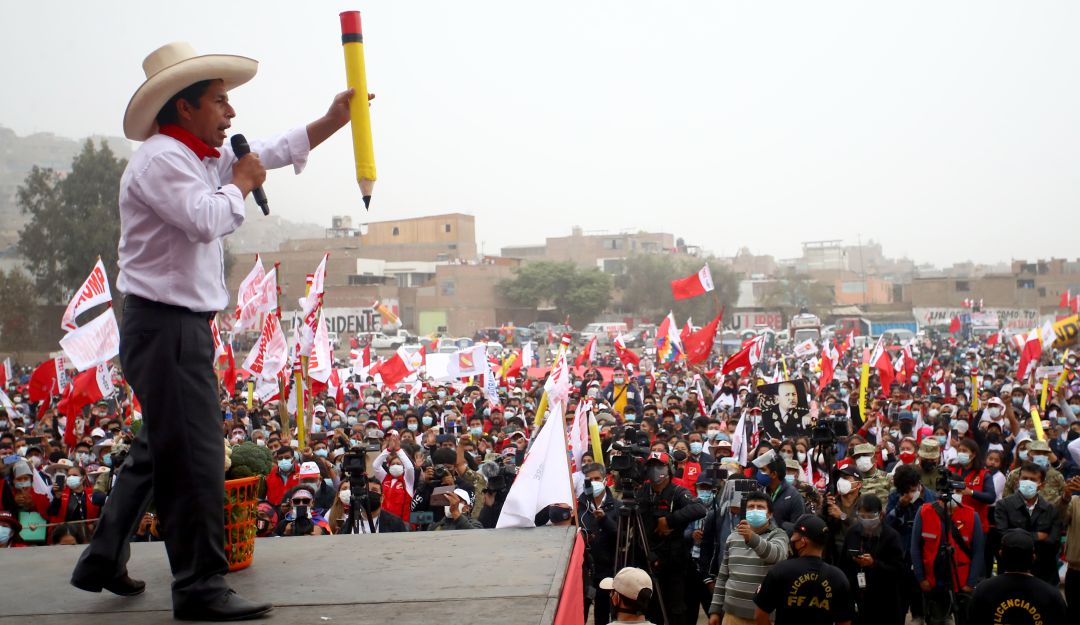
[227,442,273,479]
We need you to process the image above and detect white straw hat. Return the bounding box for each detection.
[123,41,257,141]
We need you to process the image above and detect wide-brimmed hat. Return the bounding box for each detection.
[124,42,257,141]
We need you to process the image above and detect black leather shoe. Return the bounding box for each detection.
[71,573,147,597]
[174,590,273,622]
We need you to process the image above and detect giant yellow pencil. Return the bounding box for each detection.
[340,11,376,209]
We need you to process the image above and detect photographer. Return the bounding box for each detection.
[478,460,518,529]
[635,451,707,624]
[274,487,331,536]
[413,447,477,527]
[432,489,481,531]
[335,477,408,534]
[578,463,621,625]
[911,478,984,624]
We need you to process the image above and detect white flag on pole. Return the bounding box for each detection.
[496,402,575,528]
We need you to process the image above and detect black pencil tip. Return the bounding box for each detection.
[362,195,371,209]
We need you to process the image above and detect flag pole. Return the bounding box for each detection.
[295,273,314,450]
[274,262,291,440]
[555,399,580,526]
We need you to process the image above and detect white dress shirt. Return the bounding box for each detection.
[117,128,310,312]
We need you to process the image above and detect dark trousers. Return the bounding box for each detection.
[1066,568,1080,624]
[584,587,610,625]
[73,299,229,609]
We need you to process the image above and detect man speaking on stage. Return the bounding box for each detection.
[69,41,357,621]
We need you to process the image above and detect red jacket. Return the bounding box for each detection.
[49,487,100,526]
[953,467,989,527]
[918,502,976,590]
[673,461,702,496]
[266,468,300,507]
[380,475,411,523]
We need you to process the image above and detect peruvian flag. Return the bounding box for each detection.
[502,350,523,380]
[544,355,572,408]
[721,335,765,375]
[670,265,714,301]
[575,336,598,368]
[1017,321,1057,380]
[211,319,227,363]
[312,367,348,406]
[58,364,115,448]
[870,339,895,392]
[683,314,722,365]
[61,258,112,332]
[351,344,372,378]
[28,358,63,404]
[895,346,917,383]
[377,346,419,388]
[819,341,840,387]
[613,334,640,370]
[948,316,962,333]
[233,256,266,332]
[0,357,11,389]
[986,331,1003,347]
[1061,290,1072,309]
[839,331,854,353]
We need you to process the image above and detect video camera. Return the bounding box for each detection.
[937,472,966,494]
[485,465,518,492]
[292,504,314,536]
[608,426,652,487]
[812,415,850,446]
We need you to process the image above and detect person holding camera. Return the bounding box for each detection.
[274,487,331,536]
[636,451,707,624]
[432,488,481,531]
[578,463,621,625]
[334,477,408,534]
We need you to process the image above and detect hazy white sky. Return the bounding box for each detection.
[3,1,1079,267]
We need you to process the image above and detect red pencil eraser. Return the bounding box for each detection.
[340,11,362,35]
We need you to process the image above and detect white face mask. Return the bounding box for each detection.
[388,464,405,478]
[950,493,964,506]
[855,457,874,473]
[338,489,351,504]
[836,478,853,495]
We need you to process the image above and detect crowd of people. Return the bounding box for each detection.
[2,326,1079,624]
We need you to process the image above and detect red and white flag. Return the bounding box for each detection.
[56,363,115,421]
[613,334,640,370]
[986,331,1003,347]
[297,254,328,357]
[377,346,419,388]
[59,309,120,371]
[819,341,840,387]
[870,339,896,392]
[28,358,62,404]
[0,357,11,389]
[1061,290,1072,309]
[679,318,694,346]
[211,319,227,363]
[683,314,722,365]
[496,401,575,528]
[544,355,572,409]
[447,345,487,378]
[575,336,598,368]
[233,256,266,332]
[351,344,372,378]
[721,335,765,375]
[670,265,714,301]
[61,259,112,332]
[243,313,288,380]
[308,311,334,384]
[793,338,817,358]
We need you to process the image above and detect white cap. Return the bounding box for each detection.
[298,461,321,478]
[90,428,106,438]
[599,567,653,600]
[453,488,472,507]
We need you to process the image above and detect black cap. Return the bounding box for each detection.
[790,514,829,544]
[1000,528,1035,553]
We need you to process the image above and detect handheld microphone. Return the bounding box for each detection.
[229,134,269,215]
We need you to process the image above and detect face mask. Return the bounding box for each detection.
[66,475,83,490]
[0,420,7,429]
[796,451,807,463]
[330,421,341,429]
[1057,417,1069,426]
[15,479,32,490]
[1012,397,1025,407]
[311,422,322,433]
[889,429,900,439]
[315,448,329,458]
[928,409,940,418]
[672,450,688,462]
[696,490,714,506]
[548,506,573,523]
[646,466,668,483]
[987,407,1002,419]
[1032,454,1049,468]
[590,480,606,495]
[689,442,703,455]
[717,433,731,443]
[278,459,293,473]
[860,516,881,532]
[676,386,686,394]
[855,457,874,473]
[255,439,266,447]
[755,471,773,488]
[102,454,113,467]
[836,478,852,495]
[470,426,483,436]
[422,416,434,427]
[1018,449,1029,461]
[956,452,971,466]
[388,464,405,478]
[613,377,625,385]
[381,419,392,429]
[625,414,636,422]
[935,436,947,446]
[784,474,796,485]
[781,451,793,461]
[954,420,969,434]
[1071,405,1080,416]
[746,509,768,528]
[29,456,41,468]
[76,453,91,464]
[0,526,10,544]
[950,493,964,506]
[347,416,359,426]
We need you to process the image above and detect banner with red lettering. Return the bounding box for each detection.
[61,259,111,331]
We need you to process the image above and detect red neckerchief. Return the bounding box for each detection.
[158,124,221,159]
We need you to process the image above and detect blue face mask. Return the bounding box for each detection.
[1072,405,1080,416]
[625,414,636,422]
[955,452,970,466]
[0,526,11,544]
[1032,454,1049,468]
[470,426,483,436]
[755,471,773,488]
[1056,417,1069,426]
[1018,449,1029,461]
[104,455,113,467]
[717,433,731,443]
[935,436,947,446]
[698,491,715,506]
[746,509,768,529]
[278,459,293,473]
[1018,479,1038,499]
[422,416,434,427]
[408,423,419,432]
[784,474,796,485]
[689,442,703,455]
[314,448,329,458]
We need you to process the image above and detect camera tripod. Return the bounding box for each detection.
[928,493,968,625]
[612,490,670,625]
[342,470,377,534]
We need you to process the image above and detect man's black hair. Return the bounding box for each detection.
[893,464,920,493]
[745,490,773,512]
[616,588,653,615]
[856,493,882,514]
[1019,461,1046,482]
[155,79,214,127]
